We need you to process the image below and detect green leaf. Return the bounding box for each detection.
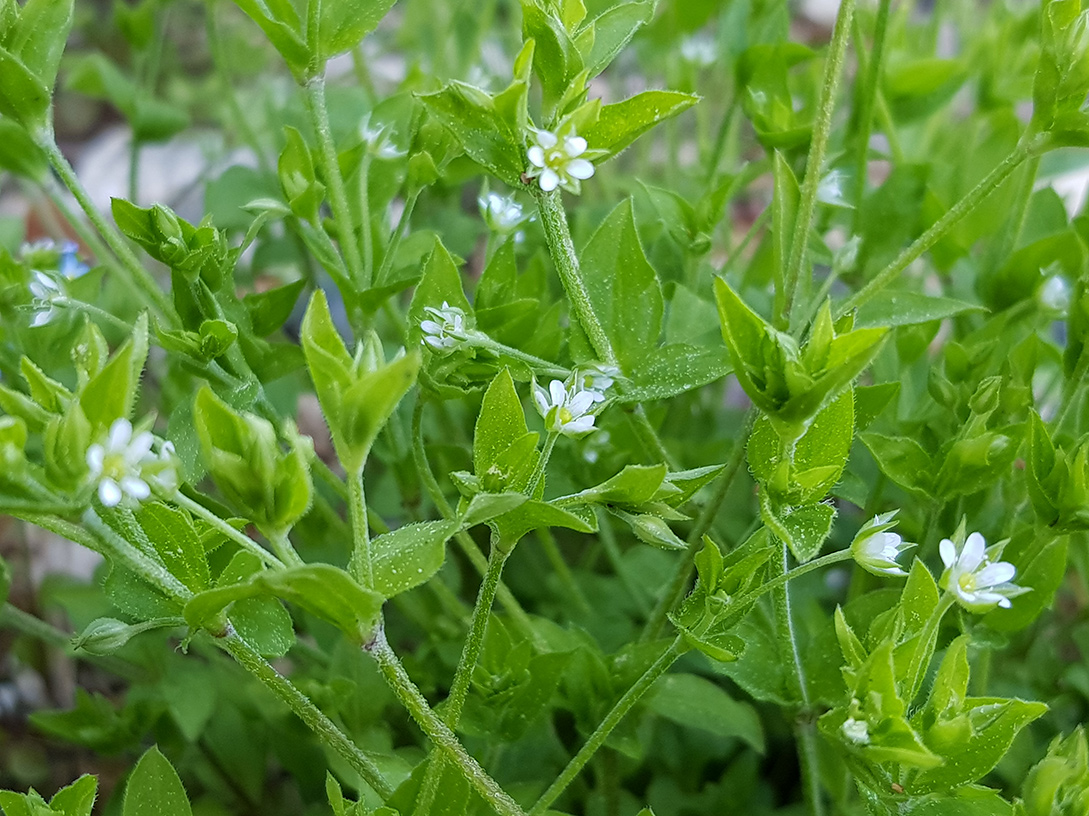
[861,432,934,496]
[66,54,189,141]
[0,46,49,131]
[522,0,581,108]
[584,91,699,158]
[773,502,836,563]
[136,502,209,592]
[409,238,472,325]
[123,746,192,816]
[579,199,663,371]
[854,290,987,328]
[646,673,765,753]
[78,315,149,433]
[459,492,528,528]
[216,551,295,659]
[566,464,667,505]
[474,369,530,479]
[0,118,47,180]
[185,563,383,643]
[371,520,458,598]
[318,0,397,61]
[244,279,306,337]
[622,343,732,402]
[230,0,308,77]
[899,787,1015,816]
[578,1,653,78]
[610,509,686,550]
[48,775,97,816]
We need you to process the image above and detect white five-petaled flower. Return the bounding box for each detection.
[850,511,915,577]
[479,192,528,234]
[526,128,595,193]
[28,271,64,327]
[533,379,604,437]
[939,531,1027,613]
[360,114,404,160]
[841,717,870,745]
[420,302,468,353]
[86,419,159,507]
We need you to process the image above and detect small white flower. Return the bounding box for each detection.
[939,531,1028,613]
[841,717,870,745]
[533,379,602,437]
[86,419,159,507]
[680,34,717,67]
[420,302,468,353]
[526,128,595,194]
[146,440,181,494]
[1039,275,1071,314]
[575,363,620,396]
[850,511,914,577]
[28,271,63,327]
[360,114,404,160]
[479,192,528,234]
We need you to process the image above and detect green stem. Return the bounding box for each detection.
[0,602,70,648]
[1056,351,1089,432]
[348,467,375,588]
[269,529,305,567]
[39,180,116,272]
[640,410,754,642]
[173,493,285,569]
[467,335,569,378]
[375,188,419,286]
[37,138,174,322]
[359,155,374,285]
[836,142,1034,318]
[414,540,512,816]
[55,298,133,333]
[627,405,675,469]
[411,398,542,646]
[529,636,686,815]
[221,631,394,800]
[851,0,891,229]
[367,629,528,816]
[782,0,857,330]
[526,432,558,498]
[735,548,853,610]
[305,75,368,290]
[534,189,617,366]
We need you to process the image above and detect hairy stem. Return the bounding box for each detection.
[37,139,174,322]
[534,189,617,366]
[529,636,686,815]
[368,629,528,816]
[782,0,857,330]
[837,141,1035,318]
[222,631,394,800]
[173,492,285,569]
[348,468,375,588]
[305,76,368,290]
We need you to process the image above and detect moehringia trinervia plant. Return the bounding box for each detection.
[526,127,596,193]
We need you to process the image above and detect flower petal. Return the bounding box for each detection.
[961,532,986,572]
[939,538,956,569]
[975,561,1016,587]
[533,129,558,149]
[568,391,597,415]
[99,479,123,507]
[86,444,105,473]
[566,159,595,180]
[564,136,587,156]
[538,169,560,192]
[121,476,151,501]
[549,380,567,407]
[108,419,133,449]
[527,146,546,168]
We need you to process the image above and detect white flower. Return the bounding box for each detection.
[939,531,1027,613]
[479,192,528,234]
[526,128,595,194]
[360,114,404,159]
[850,511,914,577]
[28,271,63,327]
[680,34,717,66]
[841,717,870,745]
[86,419,158,507]
[575,363,620,396]
[533,379,603,437]
[1039,275,1071,314]
[420,302,468,353]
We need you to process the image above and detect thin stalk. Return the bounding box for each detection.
[173,492,285,569]
[221,632,394,800]
[268,529,305,567]
[39,180,115,269]
[305,76,368,290]
[627,405,675,469]
[411,398,541,645]
[534,189,617,366]
[468,336,569,379]
[37,139,174,321]
[374,188,419,286]
[640,410,754,641]
[526,433,558,498]
[359,155,375,284]
[837,142,1034,318]
[782,0,857,330]
[348,467,375,588]
[851,0,892,229]
[54,298,133,333]
[367,629,528,816]
[529,636,686,815]
[82,509,193,601]
[414,541,513,816]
